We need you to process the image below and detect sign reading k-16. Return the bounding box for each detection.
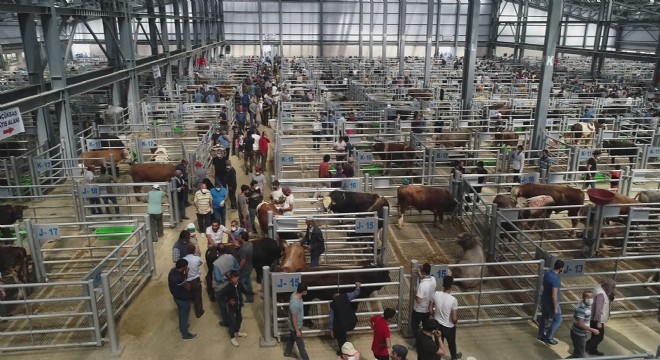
[0,107,25,141]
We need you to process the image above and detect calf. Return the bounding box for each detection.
[451,233,486,289]
[512,183,584,232]
[0,205,28,240]
[397,185,457,229]
[0,246,29,285]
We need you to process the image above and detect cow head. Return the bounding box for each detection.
[121,148,131,160]
[510,186,520,198]
[319,196,334,213]
[7,205,29,221]
[456,232,479,251]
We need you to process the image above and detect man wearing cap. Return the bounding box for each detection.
[217,269,249,346]
[280,187,295,215]
[168,258,197,340]
[300,217,325,266]
[390,344,408,360]
[586,278,616,356]
[337,342,361,360]
[186,223,201,256]
[194,183,214,234]
[147,184,166,242]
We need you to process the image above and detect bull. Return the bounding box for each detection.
[396,185,457,229]
[129,162,177,193]
[372,142,415,176]
[635,190,660,204]
[563,122,602,145]
[252,237,284,284]
[512,183,584,234]
[451,233,487,289]
[322,190,390,229]
[81,149,129,175]
[255,202,299,240]
[0,205,28,240]
[491,127,519,147]
[602,140,637,165]
[434,131,471,148]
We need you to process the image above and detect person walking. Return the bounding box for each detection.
[283,282,310,360]
[236,232,255,303]
[193,161,207,192]
[312,116,322,150]
[193,183,213,233]
[237,185,250,231]
[224,160,238,210]
[174,170,189,220]
[252,166,266,191]
[585,278,616,356]
[247,180,263,234]
[370,308,396,360]
[168,259,197,340]
[411,263,437,334]
[538,149,553,184]
[429,275,462,360]
[172,230,192,262]
[300,217,325,266]
[183,243,204,318]
[210,181,229,226]
[330,282,361,354]
[415,319,445,360]
[218,270,249,347]
[147,184,166,242]
[95,166,120,218]
[212,148,228,188]
[510,145,525,183]
[258,132,270,170]
[242,129,256,175]
[212,244,240,327]
[538,259,565,345]
[83,165,102,215]
[583,150,601,190]
[567,290,599,358]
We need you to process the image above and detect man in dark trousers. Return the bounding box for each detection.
[218,270,248,347]
[329,282,361,355]
[168,258,197,340]
[300,216,325,266]
[212,149,228,188]
[223,159,238,210]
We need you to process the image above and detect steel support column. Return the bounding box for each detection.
[515,1,529,61]
[369,0,374,59]
[461,0,480,113]
[158,0,172,88]
[397,0,406,76]
[279,0,284,56]
[320,0,324,57]
[145,0,160,57]
[486,0,500,57]
[423,0,434,88]
[654,31,660,87]
[118,0,141,124]
[191,0,200,46]
[182,0,193,77]
[590,0,608,76]
[561,16,568,48]
[258,0,264,57]
[359,0,364,58]
[454,0,460,55]
[531,0,563,153]
[435,0,442,57]
[596,0,614,75]
[382,0,388,63]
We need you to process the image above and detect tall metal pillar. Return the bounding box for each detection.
[486,0,500,57]
[561,16,568,47]
[39,0,76,159]
[119,0,141,124]
[382,0,388,63]
[614,25,623,52]
[530,0,563,153]
[359,0,364,58]
[460,0,480,113]
[423,0,434,88]
[158,0,172,87]
[279,0,284,56]
[258,0,264,57]
[200,0,208,47]
[453,0,460,55]
[173,0,185,78]
[515,1,529,61]
[654,32,660,87]
[435,0,442,57]
[182,0,194,77]
[319,0,324,57]
[397,0,407,76]
[191,0,200,46]
[17,0,52,149]
[590,0,608,76]
[145,0,159,57]
[596,0,613,76]
[369,0,374,59]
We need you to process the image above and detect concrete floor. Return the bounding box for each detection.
[8,123,660,360]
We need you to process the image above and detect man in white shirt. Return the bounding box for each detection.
[429,276,461,360]
[281,187,295,215]
[411,263,436,334]
[183,243,205,318]
[205,219,235,247]
[270,180,285,206]
[511,145,525,183]
[333,136,347,162]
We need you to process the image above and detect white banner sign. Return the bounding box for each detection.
[0,107,25,141]
[152,65,161,78]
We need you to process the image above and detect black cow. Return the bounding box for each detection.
[324,190,390,229]
[0,205,28,240]
[252,237,284,284]
[0,246,29,284]
[95,134,126,150]
[603,140,638,164]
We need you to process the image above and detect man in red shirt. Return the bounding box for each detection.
[369,308,396,360]
[318,154,331,178]
[258,131,270,170]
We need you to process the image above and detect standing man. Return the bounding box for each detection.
[147,184,166,242]
[370,308,396,360]
[280,187,295,215]
[84,166,102,215]
[270,180,285,204]
[193,183,213,233]
[411,263,436,334]
[193,161,207,192]
[329,282,361,354]
[176,159,189,184]
[258,131,270,170]
[218,270,249,347]
[212,148,228,188]
[183,244,204,318]
[538,259,565,345]
[210,181,229,226]
[568,290,599,358]
[586,278,616,356]
[247,180,263,234]
[224,160,238,210]
[429,275,462,360]
[538,149,552,184]
[212,244,240,327]
[95,166,120,217]
[283,282,310,360]
[205,219,235,248]
[511,145,525,183]
[174,170,189,220]
[236,232,255,303]
[242,130,256,175]
[237,185,250,231]
[172,230,192,262]
[168,259,197,340]
[300,217,325,266]
[584,150,601,190]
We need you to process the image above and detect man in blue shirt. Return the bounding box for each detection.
[147,184,166,242]
[210,182,229,226]
[194,89,204,103]
[538,259,564,345]
[235,108,247,131]
[284,282,310,360]
[168,259,197,340]
[330,282,361,355]
[212,244,240,327]
[581,108,594,123]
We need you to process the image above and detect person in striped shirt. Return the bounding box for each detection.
[567,290,600,359]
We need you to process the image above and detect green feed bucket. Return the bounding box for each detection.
[94,226,136,241]
[173,126,184,133]
[595,173,607,183]
[363,164,384,175]
[483,160,496,166]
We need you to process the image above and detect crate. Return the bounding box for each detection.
[94,226,136,241]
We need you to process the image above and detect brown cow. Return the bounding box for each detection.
[255,202,300,239]
[562,122,602,145]
[278,242,306,272]
[81,149,129,168]
[0,246,29,285]
[434,131,470,148]
[492,127,520,147]
[512,183,584,232]
[372,142,415,176]
[451,233,487,289]
[579,192,640,224]
[396,185,457,229]
[129,162,177,193]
